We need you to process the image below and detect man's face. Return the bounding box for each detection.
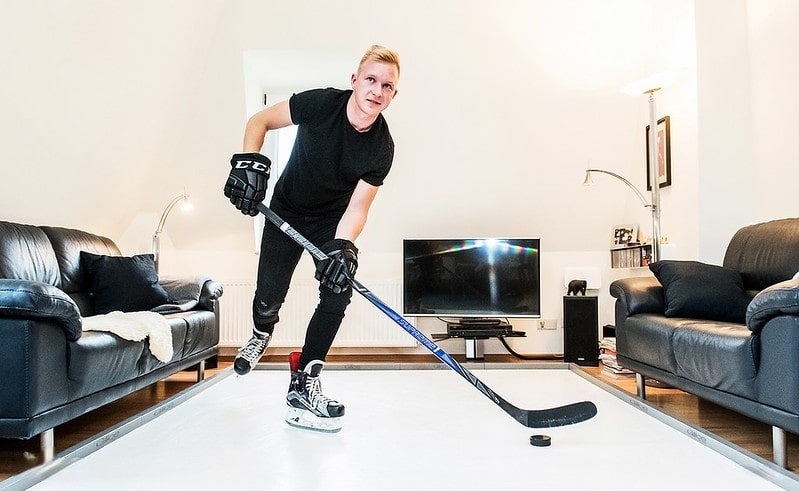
[350,60,399,117]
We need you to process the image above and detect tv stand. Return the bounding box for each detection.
[432,320,526,360]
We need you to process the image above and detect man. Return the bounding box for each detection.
[223,45,400,432]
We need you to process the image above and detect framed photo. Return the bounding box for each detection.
[646,115,671,190]
[611,224,638,248]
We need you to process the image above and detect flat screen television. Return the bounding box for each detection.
[402,238,541,319]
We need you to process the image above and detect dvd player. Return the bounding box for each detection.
[447,324,513,338]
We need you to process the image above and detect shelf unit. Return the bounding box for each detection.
[610,243,652,268]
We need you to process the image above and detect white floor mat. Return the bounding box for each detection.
[24,368,792,490]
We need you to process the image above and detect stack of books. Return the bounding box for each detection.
[598,337,635,377]
[610,243,652,268]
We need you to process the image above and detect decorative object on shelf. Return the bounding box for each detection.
[646,115,671,189]
[563,267,602,291]
[567,279,587,296]
[611,224,638,247]
[152,190,192,272]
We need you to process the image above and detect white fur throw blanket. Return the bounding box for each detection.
[82,311,173,363]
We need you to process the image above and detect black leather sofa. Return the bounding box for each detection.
[610,217,799,467]
[0,220,222,461]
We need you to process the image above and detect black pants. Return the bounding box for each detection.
[252,205,352,370]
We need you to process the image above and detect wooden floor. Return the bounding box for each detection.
[1,355,798,483]
[584,366,799,470]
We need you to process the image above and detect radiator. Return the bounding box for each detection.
[219,280,417,348]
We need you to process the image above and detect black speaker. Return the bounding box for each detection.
[563,295,599,366]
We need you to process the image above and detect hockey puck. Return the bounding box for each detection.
[530,434,551,447]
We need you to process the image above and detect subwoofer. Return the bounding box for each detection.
[563,295,599,366]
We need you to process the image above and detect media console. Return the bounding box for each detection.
[432,320,526,360]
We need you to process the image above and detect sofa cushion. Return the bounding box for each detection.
[650,260,751,323]
[671,321,757,399]
[41,226,120,295]
[615,314,681,373]
[138,315,189,372]
[67,330,146,400]
[166,310,219,356]
[723,218,799,292]
[80,252,170,314]
[0,221,61,286]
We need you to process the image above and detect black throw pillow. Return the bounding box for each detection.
[80,251,170,314]
[649,260,751,323]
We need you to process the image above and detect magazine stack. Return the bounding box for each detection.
[598,337,635,377]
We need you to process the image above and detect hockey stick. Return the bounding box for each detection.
[256,203,597,428]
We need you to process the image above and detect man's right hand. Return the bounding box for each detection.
[224,153,271,216]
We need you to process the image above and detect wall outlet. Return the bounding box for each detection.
[537,319,557,330]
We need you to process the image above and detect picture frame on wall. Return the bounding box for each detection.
[611,224,638,248]
[646,115,671,190]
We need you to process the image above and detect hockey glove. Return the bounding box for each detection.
[224,153,271,216]
[315,239,359,294]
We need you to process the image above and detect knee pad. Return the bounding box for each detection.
[252,298,279,334]
[317,287,352,314]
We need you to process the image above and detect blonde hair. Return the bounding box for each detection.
[358,45,400,77]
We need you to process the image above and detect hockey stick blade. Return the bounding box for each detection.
[256,203,598,428]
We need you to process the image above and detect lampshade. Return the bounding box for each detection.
[621,71,677,96]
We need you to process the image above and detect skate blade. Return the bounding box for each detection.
[285,407,342,433]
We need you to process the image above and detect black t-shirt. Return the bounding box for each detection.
[271,88,394,217]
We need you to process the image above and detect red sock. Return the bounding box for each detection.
[289,351,302,372]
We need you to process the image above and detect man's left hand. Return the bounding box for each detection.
[315,239,359,294]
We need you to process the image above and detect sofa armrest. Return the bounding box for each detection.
[609,276,665,316]
[0,279,82,341]
[198,279,224,311]
[746,278,799,334]
[155,276,223,313]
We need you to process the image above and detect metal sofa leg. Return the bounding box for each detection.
[636,373,647,399]
[197,359,206,382]
[40,428,54,463]
[773,426,788,468]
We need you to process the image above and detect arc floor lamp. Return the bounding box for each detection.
[152,191,192,272]
[585,74,669,263]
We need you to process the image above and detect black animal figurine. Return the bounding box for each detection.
[567,279,587,296]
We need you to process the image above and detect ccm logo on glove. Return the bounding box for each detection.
[234,159,270,173]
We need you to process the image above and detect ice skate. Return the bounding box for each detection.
[285,352,345,433]
[233,331,271,375]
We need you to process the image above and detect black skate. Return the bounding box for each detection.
[233,331,271,375]
[285,352,345,433]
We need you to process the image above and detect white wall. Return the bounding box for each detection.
[746,1,799,222]
[695,0,799,263]
[3,1,795,355]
